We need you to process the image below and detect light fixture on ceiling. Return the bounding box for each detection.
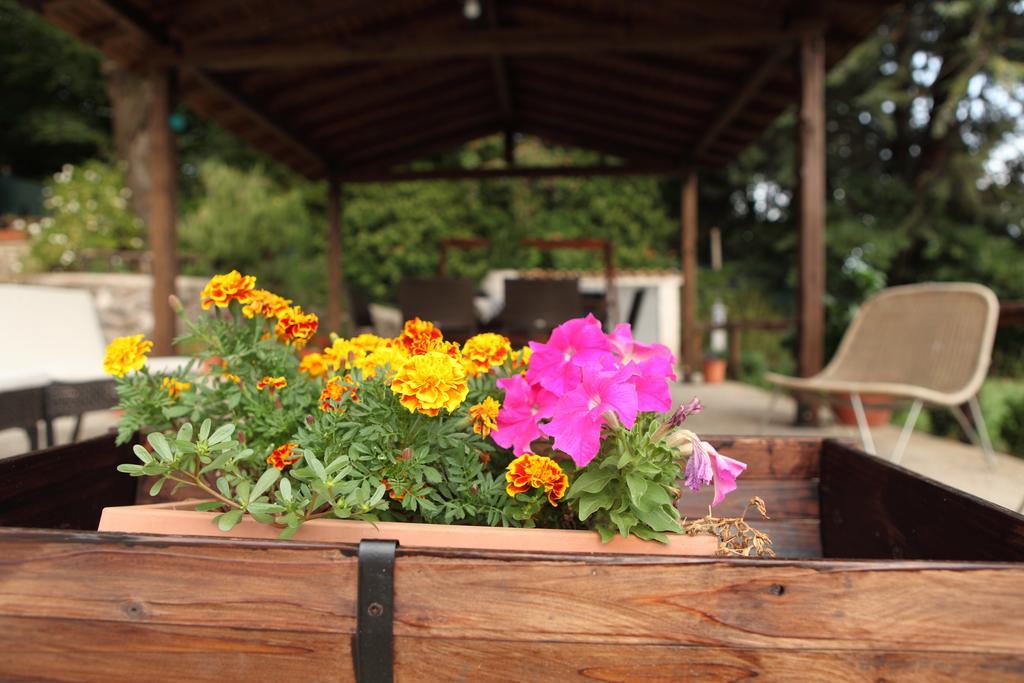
[463,0,482,21]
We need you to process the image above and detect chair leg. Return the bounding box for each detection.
[44,418,55,448]
[70,413,84,443]
[850,393,877,455]
[891,399,923,464]
[950,400,997,471]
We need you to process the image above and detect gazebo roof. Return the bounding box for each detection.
[30,0,897,179]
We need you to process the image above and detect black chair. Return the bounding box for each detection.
[398,277,478,341]
[499,278,584,344]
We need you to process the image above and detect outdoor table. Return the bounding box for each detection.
[1,433,1021,681]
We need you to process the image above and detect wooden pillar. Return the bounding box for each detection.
[326,176,347,335]
[147,68,178,356]
[796,24,827,423]
[680,169,701,378]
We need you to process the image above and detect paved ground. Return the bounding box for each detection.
[3,380,1022,513]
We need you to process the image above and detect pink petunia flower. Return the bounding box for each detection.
[526,314,613,394]
[608,323,677,412]
[541,363,638,467]
[609,323,676,364]
[684,439,747,506]
[492,374,556,455]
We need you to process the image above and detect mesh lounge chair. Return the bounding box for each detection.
[398,277,478,341]
[0,284,187,449]
[499,278,583,345]
[765,282,1000,466]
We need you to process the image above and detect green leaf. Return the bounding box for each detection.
[194,501,224,512]
[634,505,682,533]
[368,483,387,507]
[116,463,144,475]
[149,478,165,497]
[278,524,300,540]
[248,502,285,515]
[147,432,173,462]
[176,422,194,442]
[132,445,152,464]
[251,467,281,501]
[208,423,236,445]
[199,418,212,441]
[577,492,612,521]
[162,405,191,419]
[215,476,231,499]
[279,477,293,502]
[200,451,233,475]
[625,473,648,505]
[236,480,251,505]
[306,452,326,480]
[422,466,444,484]
[569,469,616,495]
[609,508,636,537]
[215,508,243,532]
[638,484,674,510]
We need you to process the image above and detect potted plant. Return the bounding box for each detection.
[703,351,727,384]
[100,270,763,556]
[830,394,893,426]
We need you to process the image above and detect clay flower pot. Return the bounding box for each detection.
[99,500,719,557]
[830,393,893,427]
[703,357,727,384]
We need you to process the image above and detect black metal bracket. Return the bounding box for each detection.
[354,539,398,683]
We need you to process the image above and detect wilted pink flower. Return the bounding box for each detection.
[684,439,747,506]
[667,397,703,428]
[492,374,556,455]
[541,363,637,467]
[526,314,612,394]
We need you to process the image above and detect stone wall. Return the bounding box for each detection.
[22,272,207,342]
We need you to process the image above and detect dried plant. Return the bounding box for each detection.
[683,496,776,558]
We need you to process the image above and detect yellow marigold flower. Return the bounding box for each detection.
[350,333,386,352]
[399,317,444,356]
[257,375,287,391]
[299,352,328,378]
[275,306,319,349]
[222,372,241,383]
[356,344,409,379]
[468,396,500,438]
[161,377,192,400]
[510,346,533,369]
[201,270,256,310]
[242,289,292,319]
[462,333,511,376]
[103,334,153,378]
[505,453,569,507]
[324,337,366,371]
[267,443,301,470]
[390,350,468,416]
[320,374,359,412]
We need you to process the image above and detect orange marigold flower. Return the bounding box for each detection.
[267,442,301,470]
[399,317,444,356]
[468,396,500,438]
[390,351,468,417]
[201,270,257,310]
[299,352,328,378]
[505,453,569,507]
[275,306,319,349]
[355,344,408,379]
[103,334,154,378]
[241,289,292,319]
[324,337,366,371]
[462,333,512,376]
[351,333,387,352]
[510,346,533,370]
[222,371,242,383]
[161,376,192,400]
[320,374,359,412]
[257,375,287,391]
[381,477,407,502]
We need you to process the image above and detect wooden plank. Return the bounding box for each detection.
[820,440,1024,561]
[796,24,827,385]
[681,169,700,376]
[168,27,796,70]
[2,530,1022,667]
[147,66,178,356]
[753,519,822,558]
[678,479,819,519]
[0,434,135,530]
[706,436,822,479]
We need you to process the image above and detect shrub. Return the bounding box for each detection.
[998,392,1024,458]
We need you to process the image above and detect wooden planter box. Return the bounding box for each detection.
[1,433,1022,681]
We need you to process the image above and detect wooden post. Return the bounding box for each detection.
[680,170,701,377]
[325,176,347,335]
[147,67,178,356]
[796,24,827,424]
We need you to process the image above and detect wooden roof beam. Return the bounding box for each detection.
[486,0,513,125]
[337,163,680,183]
[338,120,503,174]
[165,27,796,70]
[89,0,327,175]
[518,118,677,167]
[694,42,795,160]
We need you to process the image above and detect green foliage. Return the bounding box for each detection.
[998,391,1024,459]
[26,160,144,271]
[565,414,684,543]
[179,161,327,307]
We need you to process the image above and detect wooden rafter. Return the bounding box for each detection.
[519,119,676,167]
[486,0,513,123]
[338,121,503,175]
[163,26,796,70]
[337,163,682,183]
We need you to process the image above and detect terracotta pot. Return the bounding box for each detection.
[831,394,893,427]
[99,500,718,557]
[0,229,28,242]
[703,357,727,384]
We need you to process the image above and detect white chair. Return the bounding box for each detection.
[0,284,187,448]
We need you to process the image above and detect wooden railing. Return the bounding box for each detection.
[697,318,795,378]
